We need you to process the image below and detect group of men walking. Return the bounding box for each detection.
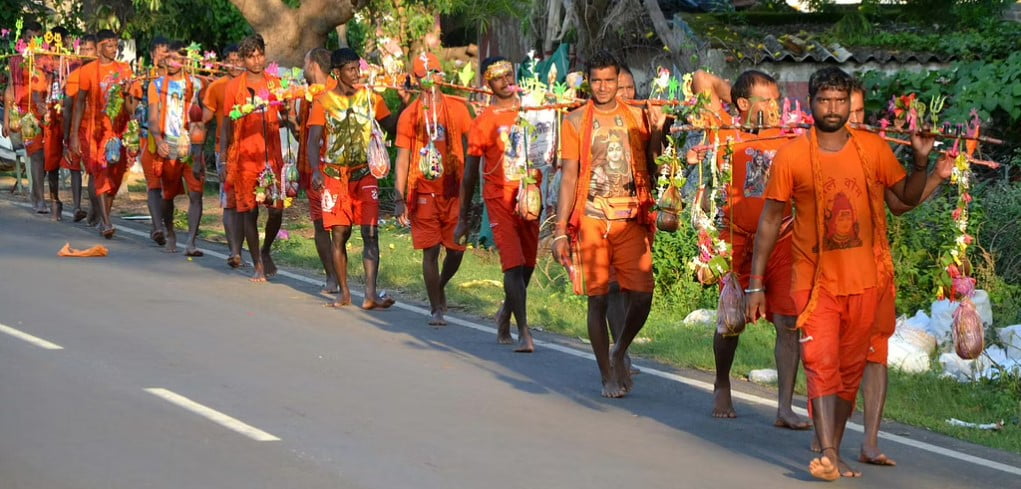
[4,23,956,481]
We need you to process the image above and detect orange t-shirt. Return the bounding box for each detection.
[296,77,340,173]
[764,132,906,295]
[396,94,473,195]
[561,102,650,218]
[222,72,285,169]
[65,67,82,99]
[202,76,231,152]
[718,128,794,236]
[77,60,133,139]
[467,105,525,200]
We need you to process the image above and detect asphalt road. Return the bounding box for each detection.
[1,198,1019,489]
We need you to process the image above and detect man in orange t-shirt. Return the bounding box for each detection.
[4,21,49,214]
[41,26,74,220]
[691,70,808,430]
[219,34,287,282]
[847,80,953,467]
[70,29,138,239]
[394,52,473,325]
[307,48,396,310]
[202,44,243,267]
[456,56,538,352]
[294,47,339,292]
[60,34,98,223]
[552,50,667,398]
[748,67,935,481]
[149,41,206,256]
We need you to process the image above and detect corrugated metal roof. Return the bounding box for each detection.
[753,34,955,64]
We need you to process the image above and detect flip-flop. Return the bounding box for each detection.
[101,225,115,239]
[185,249,204,257]
[151,229,166,246]
[774,418,813,430]
[859,453,896,466]
[73,209,87,222]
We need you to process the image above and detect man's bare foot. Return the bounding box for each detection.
[261,251,277,278]
[362,292,396,310]
[185,248,204,257]
[100,224,115,239]
[150,229,166,246]
[606,356,630,397]
[495,304,513,344]
[86,212,98,227]
[859,447,896,466]
[250,263,267,283]
[73,208,87,222]
[164,234,178,253]
[601,376,626,398]
[836,459,862,478]
[428,310,447,326]
[514,327,534,353]
[810,436,821,453]
[808,454,841,482]
[52,201,63,221]
[774,411,812,430]
[712,384,737,418]
[227,254,242,268]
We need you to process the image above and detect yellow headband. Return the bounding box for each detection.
[484,60,513,81]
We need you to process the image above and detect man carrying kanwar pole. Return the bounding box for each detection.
[148,40,206,255]
[552,49,667,398]
[219,34,287,282]
[69,29,138,239]
[295,47,340,293]
[60,33,98,223]
[201,44,244,267]
[455,56,537,352]
[844,79,953,468]
[690,70,810,430]
[306,47,397,309]
[40,26,72,221]
[747,66,935,481]
[394,52,474,325]
[132,36,172,245]
[4,20,49,214]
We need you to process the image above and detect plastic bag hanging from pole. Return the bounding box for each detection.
[717,272,746,336]
[953,297,984,360]
[368,120,390,178]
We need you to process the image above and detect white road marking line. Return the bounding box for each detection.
[19,202,1020,475]
[0,323,64,350]
[145,388,280,441]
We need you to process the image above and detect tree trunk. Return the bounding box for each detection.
[642,0,702,73]
[228,0,368,67]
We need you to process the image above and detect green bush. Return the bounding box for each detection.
[651,220,719,312]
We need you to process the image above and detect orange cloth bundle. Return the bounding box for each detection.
[57,242,109,257]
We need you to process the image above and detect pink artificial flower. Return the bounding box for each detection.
[964,234,974,245]
[276,229,290,240]
[359,58,369,71]
[204,50,217,60]
[265,62,279,77]
[952,208,963,221]
[962,193,973,204]
[947,264,960,278]
[1,29,9,38]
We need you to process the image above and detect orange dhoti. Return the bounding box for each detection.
[577,215,654,296]
[43,119,64,172]
[140,146,163,190]
[794,287,879,405]
[321,168,379,230]
[87,136,127,196]
[410,193,464,251]
[231,159,283,213]
[300,172,323,222]
[485,187,539,272]
[866,278,897,365]
[160,157,204,199]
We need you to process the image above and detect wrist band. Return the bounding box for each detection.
[744,288,765,294]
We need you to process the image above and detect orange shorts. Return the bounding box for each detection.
[866,279,897,365]
[411,193,464,251]
[794,287,878,404]
[303,172,323,222]
[219,181,236,209]
[486,190,539,272]
[731,232,797,320]
[577,215,654,296]
[234,160,283,213]
[160,158,204,200]
[93,160,127,196]
[141,146,163,190]
[44,121,63,171]
[322,175,379,229]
